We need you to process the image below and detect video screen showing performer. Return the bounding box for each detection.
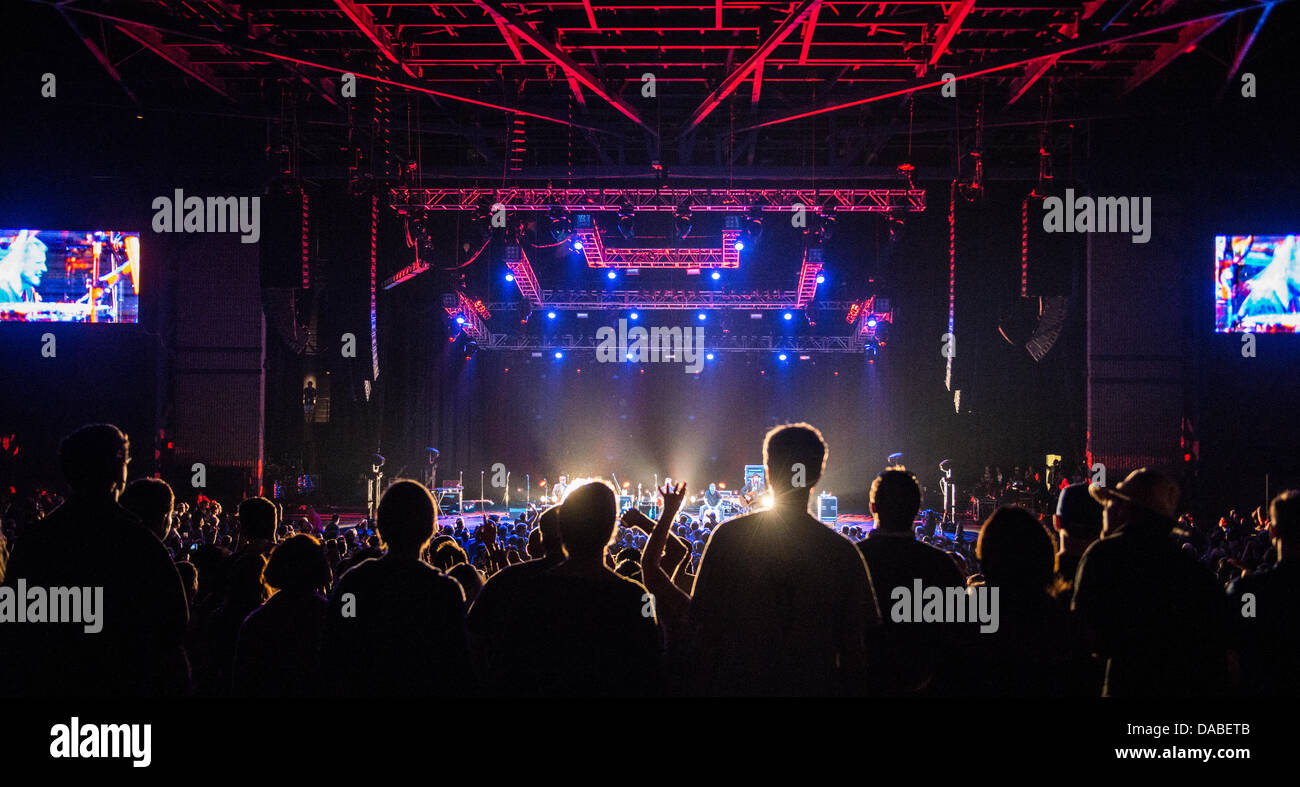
[0,229,140,323]
[1215,234,1300,333]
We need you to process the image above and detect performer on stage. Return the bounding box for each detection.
[0,231,47,304]
[699,482,724,523]
[740,471,766,509]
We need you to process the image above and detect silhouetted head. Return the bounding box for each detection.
[977,506,1055,591]
[377,480,437,554]
[763,423,826,504]
[1270,489,1300,545]
[1089,468,1181,537]
[432,539,469,571]
[870,469,921,533]
[1054,482,1103,542]
[536,504,564,558]
[264,534,331,593]
[238,497,278,542]
[559,480,618,560]
[59,424,129,498]
[120,477,175,541]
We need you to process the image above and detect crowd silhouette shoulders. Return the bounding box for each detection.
[0,421,1297,698]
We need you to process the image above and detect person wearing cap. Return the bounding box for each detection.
[1225,489,1300,695]
[1053,482,1103,589]
[1071,468,1230,696]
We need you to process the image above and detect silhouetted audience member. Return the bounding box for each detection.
[468,505,565,691]
[1053,482,1103,589]
[490,480,660,695]
[233,534,331,696]
[961,506,1093,696]
[175,560,199,608]
[686,423,878,696]
[194,541,267,695]
[1073,469,1230,696]
[120,477,175,543]
[323,480,472,695]
[1227,489,1300,695]
[1,424,189,696]
[858,469,967,695]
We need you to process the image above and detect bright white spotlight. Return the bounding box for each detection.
[816,274,825,284]
[572,239,584,252]
[711,270,721,280]
[607,270,617,279]
[455,316,466,325]
[705,353,715,360]
[697,312,707,321]
[734,239,744,251]
[505,272,515,282]
[554,351,564,359]
[867,318,878,328]
[547,311,557,319]
[778,353,788,361]
[629,312,639,320]
[783,312,793,321]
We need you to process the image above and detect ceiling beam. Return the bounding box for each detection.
[58,9,138,105]
[683,0,823,132]
[471,0,652,134]
[930,0,978,66]
[751,58,764,103]
[492,14,527,64]
[58,1,615,133]
[1121,18,1227,94]
[582,0,598,30]
[1225,2,1274,83]
[739,0,1276,132]
[799,3,821,65]
[114,23,231,99]
[205,0,340,108]
[333,0,417,79]
[1006,55,1057,105]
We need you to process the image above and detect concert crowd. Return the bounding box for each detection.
[0,422,1296,697]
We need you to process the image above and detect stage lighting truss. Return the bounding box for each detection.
[498,290,855,312]
[390,187,926,214]
[503,245,543,307]
[571,213,741,270]
[852,295,893,347]
[795,248,824,308]
[501,244,824,310]
[446,291,491,339]
[485,334,864,354]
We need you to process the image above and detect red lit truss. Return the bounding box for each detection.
[390,187,925,214]
[571,224,741,269]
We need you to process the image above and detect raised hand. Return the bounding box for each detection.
[659,481,687,521]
